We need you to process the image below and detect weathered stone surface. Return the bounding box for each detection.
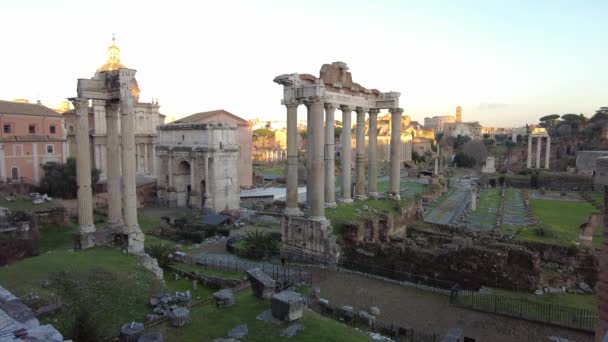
[120,322,145,342]
[246,268,276,299]
[138,332,164,342]
[271,290,304,322]
[281,323,305,338]
[169,307,191,327]
[228,324,248,339]
[213,289,235,308]
[358,310,376,327]
[369,306,381,316]
[339,306,355,321]
[441,327,463,342]
[318,298,329,308]
[256,309,282,324]
[547,336,574,342]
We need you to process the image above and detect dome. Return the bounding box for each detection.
[98,34,126,72]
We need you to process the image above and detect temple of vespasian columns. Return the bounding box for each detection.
[70,68,145,255]
[274,62,403,264]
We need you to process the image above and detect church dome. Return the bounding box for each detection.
[98,34,126,72]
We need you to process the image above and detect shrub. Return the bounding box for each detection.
[38,157,101,198]
[145,244,175,268]
[71,304,100,342]
[239,231,280,259]
[454,152,475,167]
[533,224,555,238]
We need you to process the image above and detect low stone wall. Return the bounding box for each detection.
[168,265,243,290]
[538,171,594,191]
[30,207,66,229]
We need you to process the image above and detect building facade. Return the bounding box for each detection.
[0,100,68,185]
[174,109,253,188]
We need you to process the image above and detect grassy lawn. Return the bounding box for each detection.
[171,262,245,280]
[326,198,409,236]
[0,193,62,212]
[467,188,499,230]
[38,222,77,253]
[0,247,162,339]
[163,269,215,301]
[254,163,285,176]
[515,199,596,246]
[151,289,372,342]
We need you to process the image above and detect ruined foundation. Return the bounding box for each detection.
[281,215,338,265]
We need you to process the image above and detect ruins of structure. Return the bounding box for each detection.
[71,68,145,254]
[526,127,551,169]
[274,62,402,263]
[155,122,240,212]
[596,157,608,342]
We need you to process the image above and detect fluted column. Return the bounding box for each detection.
[355,107,367,200]
[105,100,123,230]
[324,103,337,207]
[527,135,532,168]
[305,99,325,220]
[284,103,302,216]
[367,109,379,197]
[536,137,542,169]
[545,136,551,169]
[119,71,145,254]
[71,97,96,240]
[389,108,404,199]
[339,105,353,203]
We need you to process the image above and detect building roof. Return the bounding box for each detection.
[0,100,61,117]
[201,214,231,226]
[174,109,249,125]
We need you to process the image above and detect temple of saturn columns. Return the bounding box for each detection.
[274,61,403,263]
[526,127,551,169]
[71,68,145,254]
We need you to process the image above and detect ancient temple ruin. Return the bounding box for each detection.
[71,68,145,254]
[527,127,551,169]
[274,62,403,263]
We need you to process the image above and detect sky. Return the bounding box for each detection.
[1,0,606,127]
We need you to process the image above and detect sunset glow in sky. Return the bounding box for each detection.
[1,0,606,126]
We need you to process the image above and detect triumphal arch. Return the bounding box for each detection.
[71,68,145,254]
[274,61,403,264]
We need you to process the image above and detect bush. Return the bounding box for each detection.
[239,231,280,259]
[145,244,175,268]
[533,224,555,238]
[454,152,475,167]
[38,157,101,198]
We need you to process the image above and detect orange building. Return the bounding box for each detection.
[0,100,68,185]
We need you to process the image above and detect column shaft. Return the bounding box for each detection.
[367,109,379,197]
[306,100,325,220]
[527,135,532,168]
[285,104,302,216]
[340,106,353,203]
[389,108,404,198]
[355,107,366,199]
[105,101,123,229]
[536,137,542,169]
[72,98,96,235]
[545,136,551,169]
[324,104,336,207]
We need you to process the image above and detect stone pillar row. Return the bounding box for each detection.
[282,100,404,220]
[527,136,551,170]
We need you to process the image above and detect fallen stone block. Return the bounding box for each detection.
[213,289,235,308]
[271,290,304,322]
[246,268,276,299]
[281,323,305,338]
[228,324,248,339]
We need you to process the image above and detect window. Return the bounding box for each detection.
[11,167,18,180]
[3,124,11,134]
[46,145,54,154]
[29,125,36,134]
[68,125,74,133]
[50,125,56,134]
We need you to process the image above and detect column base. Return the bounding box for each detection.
[284,207,304,216]
[78,223,96,234]
[387,192,401,200]
[125,225,146,256]
[106,220,123,232]
[367,192,380,199]
[324,202,337,208]
[354,195,367,201]
[309,215,328,223]
[74,232,96,250]
[338,198,353,204]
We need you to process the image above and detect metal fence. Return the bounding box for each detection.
[451,289,596,332]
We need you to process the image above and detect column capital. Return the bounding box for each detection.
[285,101,300,109]
[368,108,380,115]
[69,97,89,112]
[303,96,326,107]
[390,108,404,115]
[324,103,338,112]
[339,105,352,112]
[355,106,368,114]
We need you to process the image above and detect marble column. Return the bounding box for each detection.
[305,99,325,220]
[71,97,96,246]
[119,72,145,254]
[536,137,542,169]
[471,187,477,211]
[144,144,150,174]
[527,135,532,168]
[324,103,337,207]
[389,108,404,199]
[545,136,551,169]
[367,109,379,197]
[339,105,353,203]
[355,107,366,200]
[105,100,123,230]
[434,158,439,175]
[284,103,302,216]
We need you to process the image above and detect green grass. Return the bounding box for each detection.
[0,193,62,212]
[0,247,162,339]
[515,199,596,246]
[163,269,215,301]
[38,223,77,253]
[151,289,372,342]
[326,198,408,236]
[254,164,285,176]
[468,188,500,230]
[171,262,244,280]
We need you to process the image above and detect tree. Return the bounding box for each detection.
[462,140,488,165]
[253,128,274,138]
[38,158,100,198]
[453,135,471,150]
[454,152,475,167]
[539,114,560,127]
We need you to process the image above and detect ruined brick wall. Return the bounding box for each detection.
[596,186,608,341]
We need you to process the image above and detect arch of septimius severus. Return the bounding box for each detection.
[274,61,404,263]
[71,68,145,255]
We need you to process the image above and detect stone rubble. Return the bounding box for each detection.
[213,289,236,308]
[246,268,276,299]
[281,323,305,338]
[227,324,248,339]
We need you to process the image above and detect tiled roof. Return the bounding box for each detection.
[0,100,61,117]
[174,109,248,124]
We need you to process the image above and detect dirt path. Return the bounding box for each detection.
[309,268,593,342]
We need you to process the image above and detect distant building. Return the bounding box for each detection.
[0,100,68,185]
[424,115,456,132]
[174,109,253,188]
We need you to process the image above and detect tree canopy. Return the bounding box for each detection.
[38,158,101,199]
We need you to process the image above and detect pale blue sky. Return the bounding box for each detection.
[1,0,606,126]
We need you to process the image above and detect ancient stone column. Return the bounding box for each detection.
[545,136,551,169]
[527,135,532,168]
[355,107,367,200]
[71,97,96,247]
[536,137,542,169]
[405,140,413,162]
[119,71,145,254]
[367,109,379,198]
[389,108,404,199]
[434,158,439,175]
[305,99,325,220]
[105,100,123,230]
[339,105,353,203]
[324,103,337,207]
[284,103,302,216]
[471,187,477,211]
